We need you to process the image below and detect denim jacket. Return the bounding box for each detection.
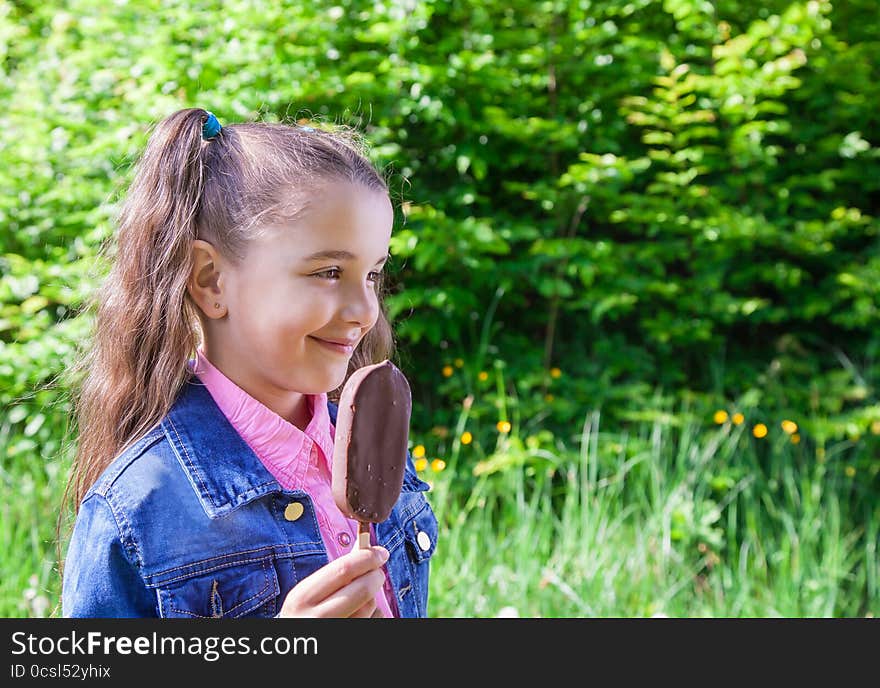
[61,380,438,618]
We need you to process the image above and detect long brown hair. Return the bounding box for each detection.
[63,109,394,517]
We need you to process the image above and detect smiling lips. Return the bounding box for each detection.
[310,336,357,355]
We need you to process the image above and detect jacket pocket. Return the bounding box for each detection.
[390,491,438,616]
[401,497,439,563]
[155,557,280,619]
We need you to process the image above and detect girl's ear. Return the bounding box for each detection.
[188,239,227,318]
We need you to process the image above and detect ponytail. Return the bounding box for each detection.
[64,109,211,511]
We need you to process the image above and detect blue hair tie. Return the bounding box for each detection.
[202,111,222,140]
[300,126,314,132]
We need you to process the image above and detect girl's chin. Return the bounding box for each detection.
[319,364,351,394]
[278,366,348,396]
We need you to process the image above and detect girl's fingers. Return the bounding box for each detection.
[289,546,388,607]
[351,598,379,618]
[311,567,386,618]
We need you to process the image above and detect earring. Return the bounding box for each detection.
[213,303,221,309]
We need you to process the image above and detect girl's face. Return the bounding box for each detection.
[204,181,393,422]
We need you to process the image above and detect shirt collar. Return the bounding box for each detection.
[191,350,336,487]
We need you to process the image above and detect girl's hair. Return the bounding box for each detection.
[64,108,394,513]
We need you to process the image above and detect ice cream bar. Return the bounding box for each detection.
[332,359,412,548]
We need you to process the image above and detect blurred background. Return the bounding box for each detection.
[1,0,877,617]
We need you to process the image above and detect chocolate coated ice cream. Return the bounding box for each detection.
[332,360,412,525]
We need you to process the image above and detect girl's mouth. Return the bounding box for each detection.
[309,336,355,356]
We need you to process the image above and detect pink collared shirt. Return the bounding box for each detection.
[191,350,397,618]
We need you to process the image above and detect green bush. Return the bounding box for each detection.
[1,0,877,615]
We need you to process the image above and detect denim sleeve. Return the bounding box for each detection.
[61,493,156,617]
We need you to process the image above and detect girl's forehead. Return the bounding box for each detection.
[273,180,390,224]
[249,185,393,258]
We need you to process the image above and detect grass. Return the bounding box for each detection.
[0,417,66,617]
[1,391,877,618]
[424,406,879,618]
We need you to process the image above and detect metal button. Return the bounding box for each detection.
[416,530,431,551]
[337,531,352,547]
[284,502,304,521]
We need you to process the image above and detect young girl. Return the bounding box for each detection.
[61,108,437,618]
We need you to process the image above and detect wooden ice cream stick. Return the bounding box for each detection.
[358,522,371,550]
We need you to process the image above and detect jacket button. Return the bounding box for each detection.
[416,530,431,551]
[284,502,304,521]
[337,531,352,547]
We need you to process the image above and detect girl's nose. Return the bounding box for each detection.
[340,279,379,327]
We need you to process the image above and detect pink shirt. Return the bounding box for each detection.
[191,350,398,618]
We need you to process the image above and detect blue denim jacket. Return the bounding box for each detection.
[61,380,438,618]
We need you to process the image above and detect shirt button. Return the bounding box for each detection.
[337,531,352,547]
[284,502,304,521]
[416,530,431,551]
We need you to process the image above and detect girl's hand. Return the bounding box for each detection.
[277,545,389,618]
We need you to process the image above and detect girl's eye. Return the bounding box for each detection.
[314,268,342,280]
[312,268,383,282]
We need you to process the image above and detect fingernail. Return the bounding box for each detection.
[377,547,390,563]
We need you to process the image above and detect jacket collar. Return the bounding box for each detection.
[161,379,303,519]
[190,350,337,491]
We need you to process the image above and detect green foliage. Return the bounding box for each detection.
[1,0,878,615]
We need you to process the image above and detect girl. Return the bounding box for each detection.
[60,108,437,618]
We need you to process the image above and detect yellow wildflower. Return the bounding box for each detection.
[460,431,473,445]
[454,358,464,368]
[753,423,768,439]
[497,420,512,434]
[781,420,798,435]
[414,458,428,472]
[550,367,562,379]
[791,433,801,445]
[544,394,555,403]
[442,365,453,378]
[478,371,489,382]
[845,465,856,478]
[412,444,426,459]
[713,410,729,424]
[732,413,745,425]
[431,459,446,472]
